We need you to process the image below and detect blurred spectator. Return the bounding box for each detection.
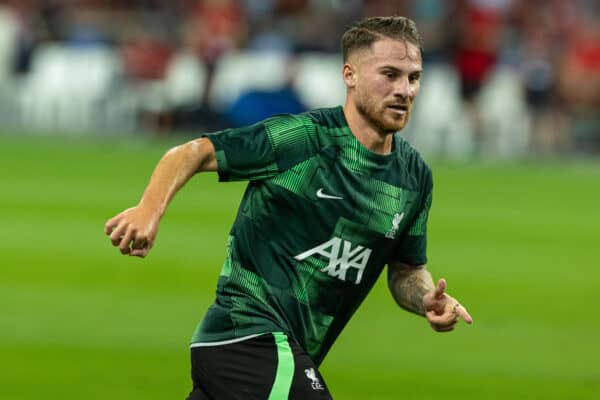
[0,5,19,82]
[186,0,246,66]
[121,30,174,81]
[557,5,600,153]
[226,83,307,127]
[452,0,508,100]
[506,0,577,155]
[410,0,453,63]
[362,0,411,18]
[226,57,307,127]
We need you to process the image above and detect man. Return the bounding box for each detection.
[105,16,473,400]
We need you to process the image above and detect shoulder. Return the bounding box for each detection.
[263,106,341,130]
[394,134,433,190]
[300,106,346,130]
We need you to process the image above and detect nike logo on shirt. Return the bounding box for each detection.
[316,188,344,200]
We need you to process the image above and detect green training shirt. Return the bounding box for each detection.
[192,106,433,365]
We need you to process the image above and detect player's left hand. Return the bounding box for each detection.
[422,278,472,332]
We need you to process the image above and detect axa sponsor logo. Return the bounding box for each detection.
[294,237,372,284]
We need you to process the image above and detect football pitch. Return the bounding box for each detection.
[1,133,598,399]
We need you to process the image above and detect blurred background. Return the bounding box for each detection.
[1,1,599,400]
[0,0,598,157]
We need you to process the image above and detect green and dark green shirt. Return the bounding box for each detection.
[193,106,433,366]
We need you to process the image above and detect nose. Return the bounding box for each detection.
[393,76,410,99]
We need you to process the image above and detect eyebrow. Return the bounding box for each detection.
[378,65,423,74]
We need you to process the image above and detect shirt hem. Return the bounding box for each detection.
[189,332,271,348]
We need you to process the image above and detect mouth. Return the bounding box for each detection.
[386,104,409,115]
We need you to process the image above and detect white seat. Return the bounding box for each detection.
[0,6,18,85]
[476,66,531,158]
[405,64,473,158]
[292,52,346,109]
[19,44,123,131]
[209,50,289,112]
[164,50,207,108]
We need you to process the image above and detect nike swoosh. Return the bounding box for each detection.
[316,188,344,200]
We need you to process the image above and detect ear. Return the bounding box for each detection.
[342,63,357,88]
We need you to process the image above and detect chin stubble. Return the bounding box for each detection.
[357,101,404,134]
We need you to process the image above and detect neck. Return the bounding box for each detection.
[342,101,394,155]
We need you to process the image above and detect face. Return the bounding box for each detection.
[344,38,422,134]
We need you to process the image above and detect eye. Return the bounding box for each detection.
[383,71,396,80]
[409,73,421,83]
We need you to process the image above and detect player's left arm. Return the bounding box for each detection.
[387,261,473,332]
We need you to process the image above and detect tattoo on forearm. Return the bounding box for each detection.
[388,267,434,316]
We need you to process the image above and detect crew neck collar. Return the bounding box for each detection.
[334,106,397,164]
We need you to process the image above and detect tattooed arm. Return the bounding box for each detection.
[387,261,473,331]
[387,261,434,316]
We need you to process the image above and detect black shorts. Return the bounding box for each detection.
[186,332,333,400]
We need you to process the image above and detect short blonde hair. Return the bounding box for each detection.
[341,16,423,62]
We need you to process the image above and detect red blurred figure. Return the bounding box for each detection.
[453,0,506,100]
[122,34,174,81]
[187,0,246,65]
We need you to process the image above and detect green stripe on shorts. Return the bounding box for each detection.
[268,332,295,399]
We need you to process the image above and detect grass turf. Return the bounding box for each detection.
[1,134,598,399]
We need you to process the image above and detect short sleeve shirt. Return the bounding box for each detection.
[192,106,433,365]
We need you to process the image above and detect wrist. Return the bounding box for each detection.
[137,198,165,219]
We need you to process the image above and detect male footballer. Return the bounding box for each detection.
[105,16,473,399]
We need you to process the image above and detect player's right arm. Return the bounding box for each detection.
[104,137,216,257]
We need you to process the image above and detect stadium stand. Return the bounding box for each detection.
[0,0,597,156]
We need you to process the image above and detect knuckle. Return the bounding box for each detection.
[110,230,122,241]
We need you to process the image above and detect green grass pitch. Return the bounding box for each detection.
[1,133,598,399]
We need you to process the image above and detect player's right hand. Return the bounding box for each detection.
[104,206,160,258]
